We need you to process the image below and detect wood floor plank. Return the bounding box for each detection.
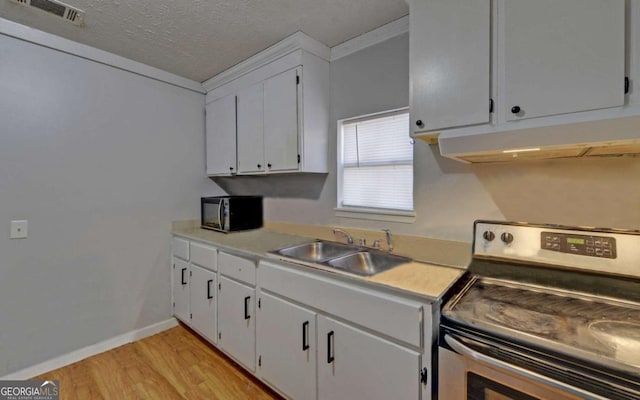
[33,324,281,400]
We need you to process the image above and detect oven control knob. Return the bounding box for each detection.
[483,231,495,241]
[501,232,514,244]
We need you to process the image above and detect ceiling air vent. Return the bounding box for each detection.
[8,0,85,26]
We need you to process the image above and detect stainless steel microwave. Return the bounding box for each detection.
[201,196,263,232]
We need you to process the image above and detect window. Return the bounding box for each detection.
[337,109,414,221]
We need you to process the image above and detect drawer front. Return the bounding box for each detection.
[172,237,190,261]
[190,241,217,271]
[219,251,256,285]
[258,260,424,348]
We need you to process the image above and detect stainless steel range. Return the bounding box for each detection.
[439,221,640,400]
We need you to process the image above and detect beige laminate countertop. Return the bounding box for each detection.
[172,227,311,259]
[172,226,466,300]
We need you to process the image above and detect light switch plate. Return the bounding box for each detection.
[10,220,28,239]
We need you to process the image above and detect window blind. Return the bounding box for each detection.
[339,112,413,212]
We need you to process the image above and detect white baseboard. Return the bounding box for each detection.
[1,318,179,380]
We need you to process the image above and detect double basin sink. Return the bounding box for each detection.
[271,240,409,276]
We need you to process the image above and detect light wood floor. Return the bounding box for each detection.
[34,324,282,400]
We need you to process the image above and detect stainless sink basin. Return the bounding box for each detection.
[325,251,409,276]
[272,240,409,276]
[272,241,357,263]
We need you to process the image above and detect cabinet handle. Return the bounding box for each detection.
[181,268,187,285]
[302,321,310,351]
[511,106,521,114]
[207,279,213,299]
[416,119,424,127]
[244,296,251,320]
[257,164,262,169]
[267,163,272,168]
[625,76,630,94]
[229,166,234,171]
[327,331,335,363]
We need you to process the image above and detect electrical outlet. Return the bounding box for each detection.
[10,220,28,239]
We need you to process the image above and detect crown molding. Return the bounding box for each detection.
[0,18,205,94]
[330,15,409,62]
[202,31,330,92]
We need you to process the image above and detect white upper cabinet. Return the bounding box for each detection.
[204,33,330,176]
[263,68,301,173]
[236,68,301,174]
[206,94,237,176]
[411,0,629,148]
[410,0,491,134]
[501,0,625,121]
[237,82,265,174]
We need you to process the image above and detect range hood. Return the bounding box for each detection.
[437,115,640,163]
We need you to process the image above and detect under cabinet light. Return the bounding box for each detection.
[502,147,541,154]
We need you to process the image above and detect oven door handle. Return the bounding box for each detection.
[444,334,609,400]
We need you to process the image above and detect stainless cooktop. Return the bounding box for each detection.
[442,221,640,377]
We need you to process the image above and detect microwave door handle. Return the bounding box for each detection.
[444,335,609,400]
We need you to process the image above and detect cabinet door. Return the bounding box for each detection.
[218,276,256,371]
[502,0,625,121]
[264,68,300,172]
[410,0,491,133]
[172,257,189,322]
[256,291,316,400]
[237,82,265,174]
[189,264,217,343]
[206,95,237,176]
[317,316,421,400]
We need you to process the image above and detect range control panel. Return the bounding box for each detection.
[541,232,617,259]
[473,221,639,278]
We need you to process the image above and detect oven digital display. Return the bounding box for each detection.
[541,232,616,259]
[566,237,585,245]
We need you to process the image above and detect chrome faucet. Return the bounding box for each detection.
[382,228,393,252]
[333,228,354,245]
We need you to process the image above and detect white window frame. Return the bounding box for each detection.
[335,107,416,223]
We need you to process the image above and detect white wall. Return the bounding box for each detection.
[0,33,222,376]
[264,33,640,241]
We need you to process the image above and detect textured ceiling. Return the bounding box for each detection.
[0,0,409,82]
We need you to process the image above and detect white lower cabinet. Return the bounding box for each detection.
[171,237,433,400]
[172,239,218,345]
[218,276,256,371]
[189,264,217,343]
[172,257,190,322]
[256,291,317,400]
[317,315,422,400]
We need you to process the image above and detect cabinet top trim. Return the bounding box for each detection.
[202,31,330,92]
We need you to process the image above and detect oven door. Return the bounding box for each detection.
[439,334,610,400]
